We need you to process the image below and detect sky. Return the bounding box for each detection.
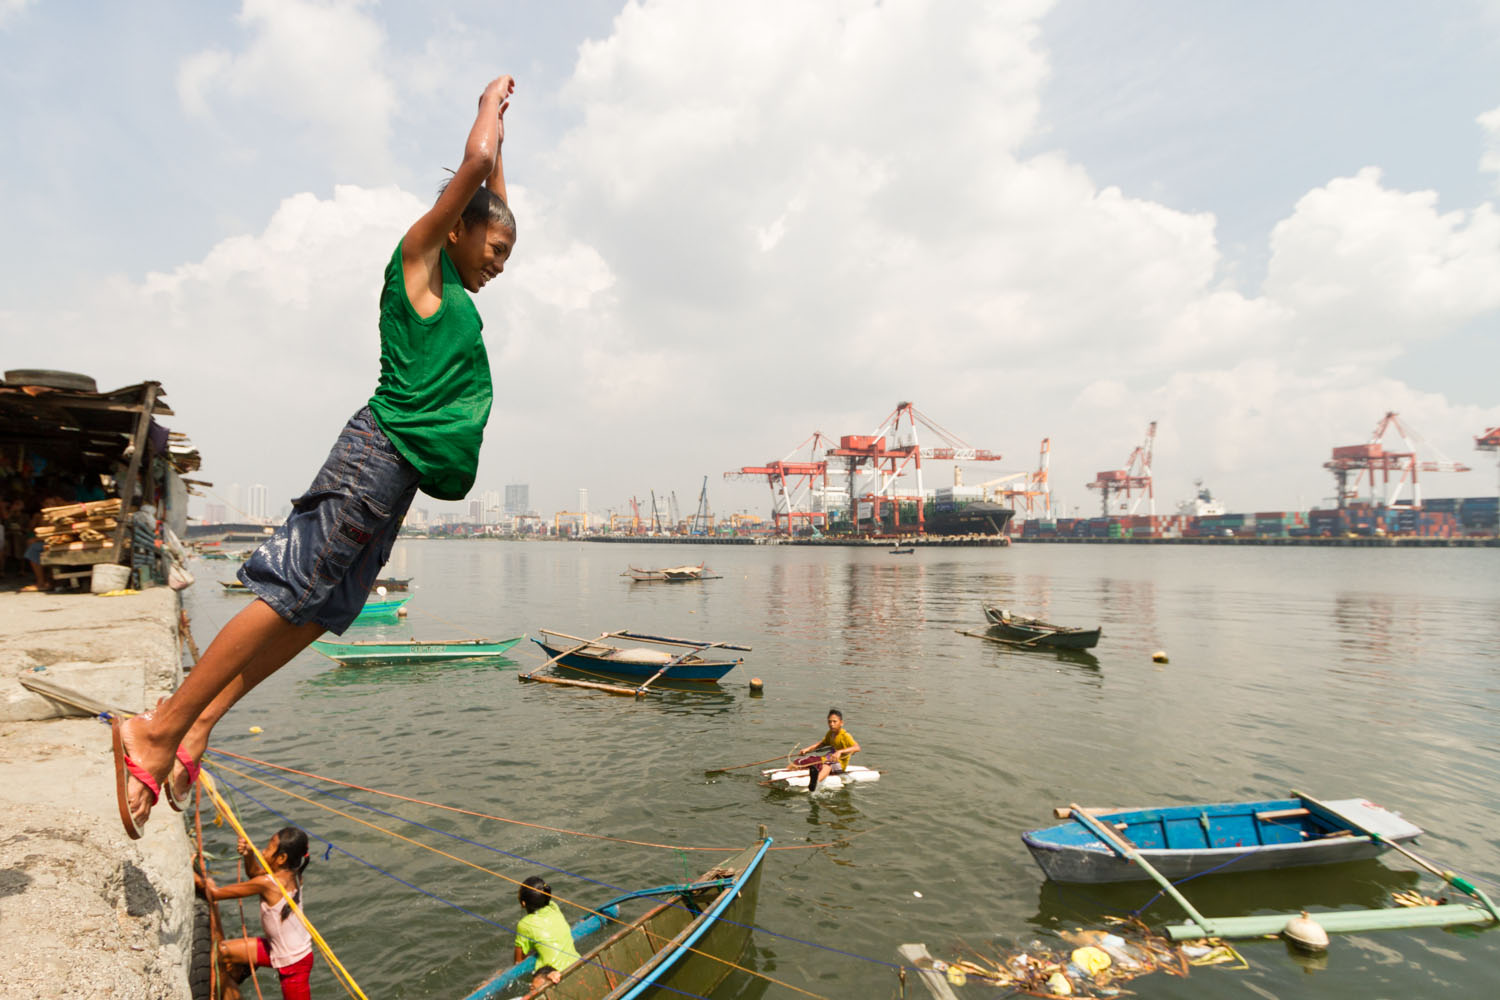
[2,0,1499,523]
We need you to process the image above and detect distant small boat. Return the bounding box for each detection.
[981,605,1101,649]
[372,576,412,592]
[1022,796,1423,884]
[354,595,410,620]
[220,581,251,594]
[463,835,770,1000]
[622,563,719,582]
[311,636,521,666]
[888,546,915,555]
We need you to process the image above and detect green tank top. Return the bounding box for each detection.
[368,241,493,501]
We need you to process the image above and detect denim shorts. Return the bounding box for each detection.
[239,407,419,634]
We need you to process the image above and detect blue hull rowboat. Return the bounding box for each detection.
[310,636,521,666]
[531,630,746,683]
[1022,796,1423,883]
[463,836,770,1000]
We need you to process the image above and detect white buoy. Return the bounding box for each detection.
[1283,910,1329,951]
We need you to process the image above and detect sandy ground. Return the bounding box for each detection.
[0,587,194,1000]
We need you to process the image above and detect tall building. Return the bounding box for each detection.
[247,484,268,522]
[468,499,483,523]
[204,503,226,524]
[577,487,589,514]
[505,484,529,515]
[482,489,501,524]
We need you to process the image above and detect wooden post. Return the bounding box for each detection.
[109,382,159,565]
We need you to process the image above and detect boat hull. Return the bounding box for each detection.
[310,636,520,666]
[1022,797,1422,884]
[921,501,1015,536]
[467,839,769,1000]
[531,637,740,682]
[354,596,409,620]
[981,606,1101,649]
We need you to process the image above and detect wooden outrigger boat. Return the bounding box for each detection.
[979,605,1101,649]
[354,594,410,620]
[372,576,411,591]
[219,580,251,594]
[310,636,521,666]
[1022,794,1423,885]
[463,833,771,1000]
[1024,792,1500,944]
[523,629,751,696]
[622,563,719,582]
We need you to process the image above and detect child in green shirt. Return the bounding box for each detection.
[514,876,580,991]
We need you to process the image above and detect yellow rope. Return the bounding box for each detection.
[199,770,368,1000]
[208,758,834,1000]
[207,747,878,853]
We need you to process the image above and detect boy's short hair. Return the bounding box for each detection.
[828,707,843,720]
[438,176,516,234]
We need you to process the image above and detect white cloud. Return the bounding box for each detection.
[0,0,35,28]
[176,0,397,176]
[1480,104,1500,187]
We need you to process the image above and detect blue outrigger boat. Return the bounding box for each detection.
[530,630,748,682]
[463,834,770,1000]
[1022,794,1423,884]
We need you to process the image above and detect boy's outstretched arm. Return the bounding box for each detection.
[402,74,514,277]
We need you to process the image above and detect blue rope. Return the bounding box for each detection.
[1128,846,1265,917]
[209,753,910,973]
[207,767,714,1000]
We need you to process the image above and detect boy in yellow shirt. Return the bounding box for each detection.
[797,708,861,792]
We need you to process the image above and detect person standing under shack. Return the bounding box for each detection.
[111,74,519,838]
[797,707,861,792]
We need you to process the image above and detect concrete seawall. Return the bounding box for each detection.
[0,588,195,999]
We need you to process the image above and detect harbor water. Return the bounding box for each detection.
[186,541,1500,999]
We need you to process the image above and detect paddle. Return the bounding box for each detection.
[704,752,793,775]
[1292,789,1500,921]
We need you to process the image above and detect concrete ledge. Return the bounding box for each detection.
[0,587,192,999]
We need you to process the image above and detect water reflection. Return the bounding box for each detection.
[303,657,518,690]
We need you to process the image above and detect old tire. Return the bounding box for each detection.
[188,898,214,1000]
[3,369,98,392]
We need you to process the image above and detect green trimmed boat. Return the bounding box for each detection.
[311,636,522,666]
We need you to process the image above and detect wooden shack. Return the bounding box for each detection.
[0,372,201,588]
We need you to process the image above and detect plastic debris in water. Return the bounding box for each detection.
[248,725,263,734]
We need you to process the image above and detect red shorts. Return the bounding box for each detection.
[254,939,314,1000]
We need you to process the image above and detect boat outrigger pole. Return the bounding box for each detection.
[1066,803,1220,937]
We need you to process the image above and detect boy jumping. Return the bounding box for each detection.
[113,74,519,838]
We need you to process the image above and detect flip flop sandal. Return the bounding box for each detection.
[163,748,202,812]
[111,716,161,840]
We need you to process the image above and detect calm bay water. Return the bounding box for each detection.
[186,540,1500,999]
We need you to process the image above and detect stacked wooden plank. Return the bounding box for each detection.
[34,498,124,552]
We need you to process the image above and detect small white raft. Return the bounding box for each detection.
[762,764,881,792]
